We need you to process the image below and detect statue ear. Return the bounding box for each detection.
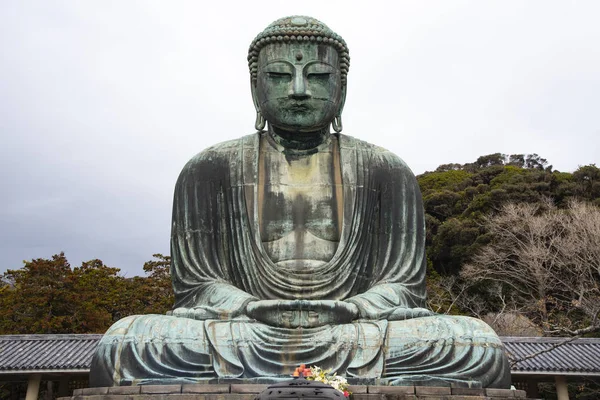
[251,81,266,131]
[337,84,347,117]
[332,84,347,133]
[251,81,260,113]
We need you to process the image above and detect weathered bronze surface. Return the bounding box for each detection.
[89,16,511,389]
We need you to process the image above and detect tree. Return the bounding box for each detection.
[572,164,600,201]
[475,153,506,168]
[429,218,487,275]
[130,253,173,315]
[68,259,127,333]
[0,252,176,334]
[0,253,74,334]
[426,270,542,336]
[461,199,600,335]
[0,254,128,334]
[507,154,525,168]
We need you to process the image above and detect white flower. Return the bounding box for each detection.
[305,365,351,397]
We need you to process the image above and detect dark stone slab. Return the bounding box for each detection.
[415,386,452,396]
[140,385,182,394]
[182,384,231,394]
[72,396,130,400]
[447,396,488,400]
[230,384,269,394]
[202,395,256,400]
[448,397,489,400]
[351,394,386,400]
[368,386,415,395]
[348,385,368,394]
[155,396,205,400]
[451,388,485,396]
[81,387,109,396]
[485,388,515,398]
[108,386,142,395]
[413,396,451,400]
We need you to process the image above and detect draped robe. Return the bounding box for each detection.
[89,133,511,388]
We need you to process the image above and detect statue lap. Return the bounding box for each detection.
[91,314,509,388]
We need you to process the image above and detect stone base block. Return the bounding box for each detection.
[60,385,537,400]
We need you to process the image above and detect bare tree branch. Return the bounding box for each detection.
[460,199,600,336]
[508,336,580,367]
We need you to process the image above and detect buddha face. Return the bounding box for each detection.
[254,42,345,133]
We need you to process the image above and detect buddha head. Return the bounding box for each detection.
[248,16,349,134]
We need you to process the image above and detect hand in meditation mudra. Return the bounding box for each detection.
[90,16,510,388]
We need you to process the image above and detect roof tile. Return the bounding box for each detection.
[0,334,103,371]
[503,336,600,374]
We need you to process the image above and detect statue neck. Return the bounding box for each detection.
[267,125,331,155]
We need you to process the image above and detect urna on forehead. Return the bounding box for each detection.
[248,16,350,84]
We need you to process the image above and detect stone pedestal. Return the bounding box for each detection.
[59,384,537,400]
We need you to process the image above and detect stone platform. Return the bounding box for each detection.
[60,384,535,400]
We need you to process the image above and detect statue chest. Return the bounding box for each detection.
[256,137,343,266]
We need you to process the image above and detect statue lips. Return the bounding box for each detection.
[289,103,311,112]
[277,98,315,113]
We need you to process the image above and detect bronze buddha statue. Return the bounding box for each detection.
[90,16,511,389]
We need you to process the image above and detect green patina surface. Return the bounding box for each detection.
[89,16,511,389]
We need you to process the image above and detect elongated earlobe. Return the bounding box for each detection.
[332,115,343,133]
[255,111,266,131]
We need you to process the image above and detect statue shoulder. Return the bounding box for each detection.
[338,134,415,176]
[187,135,252,164]
[176,134,257,181]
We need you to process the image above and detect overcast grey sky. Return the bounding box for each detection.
[1,1,599,276]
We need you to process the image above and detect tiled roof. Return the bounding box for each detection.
[502,336,600,375]
[0,334,103,372]
[1,334,600,376]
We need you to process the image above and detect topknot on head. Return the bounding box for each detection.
[247,16,350,85]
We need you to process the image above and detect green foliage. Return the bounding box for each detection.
[0,253,174,334]
[0,253,75,334]
[135,254,173,315]
[429,218,488,275]
[426,263,463,315]
[419,170,473,192]
[573,164,600,199]
[417,155,600,278]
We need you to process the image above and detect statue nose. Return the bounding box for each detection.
[289,75,311,99]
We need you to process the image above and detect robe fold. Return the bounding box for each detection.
[171,133,426,315]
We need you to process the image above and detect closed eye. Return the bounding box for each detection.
[267,72,292,79]
[307,73,331,80]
